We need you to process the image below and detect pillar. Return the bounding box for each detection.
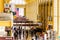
[0,0,4,13]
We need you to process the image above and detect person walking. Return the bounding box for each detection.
[14,28,18,40]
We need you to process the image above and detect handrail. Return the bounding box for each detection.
[13,23,42,26]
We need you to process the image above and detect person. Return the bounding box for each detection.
[19,27,21,39]
[26,30,28,39]
[23,29,24,38]
[40,32,44,40]
[17,27,21,39]
[14,28,18,40]
[35,34,37,40]
[46,25,56,40]
[44,32,47,40]
[32,35,35,40]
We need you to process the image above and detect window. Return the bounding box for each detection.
[19,8,24,16]
[11,0,26,4]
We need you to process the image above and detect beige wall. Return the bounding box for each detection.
[58,0,60,37]
[53,0,60,39]
[53,0,60,37]
[26,0,38,22]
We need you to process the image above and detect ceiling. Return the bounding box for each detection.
[4,0,10,3]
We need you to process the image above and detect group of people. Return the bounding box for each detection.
[31,25,56,40]
[31,30,56,40]
[13,25,56,40]
[13,27,21,40]
[13,26,29,40]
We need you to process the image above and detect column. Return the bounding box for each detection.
[0,0,4,13]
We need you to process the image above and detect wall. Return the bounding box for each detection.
[58,0,60,37]
[4,0,10,3]
[53,0,60,38]
[0,0,4,13]
[26,0,38,22]
[54,0,57,33]
[15,4,26,8]
[26,0,37,4]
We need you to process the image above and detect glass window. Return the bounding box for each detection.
[19,8,24,16]
[11,0,25,4]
